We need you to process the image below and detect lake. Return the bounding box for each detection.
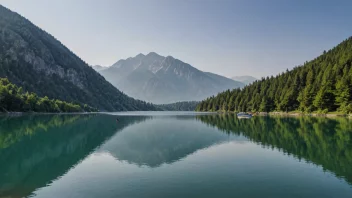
[0,112,351,198]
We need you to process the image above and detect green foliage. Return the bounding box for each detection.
[157,101,199,111]
[0,78,97,112]
[197,37,352,114]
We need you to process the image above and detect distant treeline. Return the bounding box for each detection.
[0,78,97,112]
[196,37,352,114]
[157,101,199,111]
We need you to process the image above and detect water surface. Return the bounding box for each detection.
[0,113,351,198]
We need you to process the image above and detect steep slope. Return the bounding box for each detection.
[197,37,352,113]
[100,52,244,104]
[231,75,257,85]
[0,5,156,111]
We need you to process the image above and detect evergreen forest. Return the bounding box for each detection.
[0,78,97,112]
[157,101,199,111]
[196,37,352,114]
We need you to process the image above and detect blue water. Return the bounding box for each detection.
[0,113,351,198]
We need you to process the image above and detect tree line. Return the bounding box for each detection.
[0,78,97,112]
[196,37,352,114]
[157,101,199,111]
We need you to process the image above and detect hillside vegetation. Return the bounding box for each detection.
[0,5,156,111]
[197,37,352,114]
[157,101,199,111]
[0,78,96,112]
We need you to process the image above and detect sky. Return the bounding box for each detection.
[1,0,352,78]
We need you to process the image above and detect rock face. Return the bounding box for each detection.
[0,5,156,111]
[99,52,244,104]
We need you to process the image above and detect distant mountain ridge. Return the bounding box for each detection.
[0,5,157,111]
[231,76,257,85]
[91,65,107,72]
[99,52,244,104]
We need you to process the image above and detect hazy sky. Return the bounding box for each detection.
[1,0,352,78]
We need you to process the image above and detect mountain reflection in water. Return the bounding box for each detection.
[0,113,351,198]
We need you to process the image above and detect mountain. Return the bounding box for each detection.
[231,75,257,85]
[99,52,244,104]
[0,5,156,111]
[197,37,352,113]
[91,65,107,72]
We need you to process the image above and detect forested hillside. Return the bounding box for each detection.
[0,78,96,112]
[157,101,199,111]
[0,5,156,111]
[197,37,352,114]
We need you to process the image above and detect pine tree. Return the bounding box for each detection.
[196,37,352,114]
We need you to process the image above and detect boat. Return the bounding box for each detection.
[237,112,252,119]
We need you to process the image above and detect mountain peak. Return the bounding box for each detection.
[98,53,243,103]
[135,53,145,59]
[165,55,175,60]
[146,52,161,57]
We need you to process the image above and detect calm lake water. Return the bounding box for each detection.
[0,112,352,198]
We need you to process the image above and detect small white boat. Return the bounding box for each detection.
[237,112,252,119]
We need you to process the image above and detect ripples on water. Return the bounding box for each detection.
[0,113,351,198]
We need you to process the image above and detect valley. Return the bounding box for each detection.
[95,52,244,104]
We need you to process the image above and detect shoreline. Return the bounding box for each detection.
[256,112,352,118]
[214,111,352,118]
[267,112,350,118]
[1,111,351,119]
[0,112,98,116]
